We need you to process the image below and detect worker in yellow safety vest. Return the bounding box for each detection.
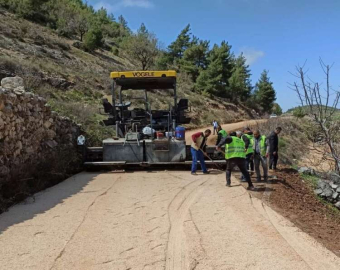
[243,127,254,175]
[216,125,228,145]
[253,129,269,182]
[216,131,255,190]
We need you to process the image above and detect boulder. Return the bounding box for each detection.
[317,180,327,190]
[298,167,315,175]
[331,192,339,200]
[335,201,340,209]
[321,187,333,198]
[328,173,340,184]
[1,76,24,89]
[314,189,323,195]
[330,183,339,190]
[72,41,84,49]
[13,86,25,95]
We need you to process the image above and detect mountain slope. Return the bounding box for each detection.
[0,9,258,145]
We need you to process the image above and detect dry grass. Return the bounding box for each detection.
[253,117,309,165]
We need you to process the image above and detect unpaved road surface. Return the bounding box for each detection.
[1,121,340,270]
[186,119,267,145]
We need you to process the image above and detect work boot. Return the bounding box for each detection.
[191,172,197,175]
[226,183,231,187]
[203,171,210,174]
[247,185,255,191]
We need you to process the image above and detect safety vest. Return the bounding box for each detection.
[244,134,254,154]
[254,135,267,156]
[218,129,228,138]
[225,136,246,160]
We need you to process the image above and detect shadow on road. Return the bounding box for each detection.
[0,172,99,234]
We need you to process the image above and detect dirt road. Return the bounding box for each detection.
[1,121,340,270]
[186,119,266,145]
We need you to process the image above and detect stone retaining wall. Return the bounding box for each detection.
[0,76,80,182]
[298,167,340,209]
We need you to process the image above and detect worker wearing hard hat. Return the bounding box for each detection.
[217,131,255,190]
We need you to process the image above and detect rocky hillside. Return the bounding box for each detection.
[0,9,258,145]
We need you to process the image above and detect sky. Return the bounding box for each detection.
[87,0,340,111]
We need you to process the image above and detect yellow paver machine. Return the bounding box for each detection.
[85,71,224,168]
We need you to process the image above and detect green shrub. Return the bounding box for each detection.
[111,47,119,56]
[83,27,104,52]
[293,107,306,118]
[278,137,287,148]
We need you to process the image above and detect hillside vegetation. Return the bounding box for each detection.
[0,1,279,145]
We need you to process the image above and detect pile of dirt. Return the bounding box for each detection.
[251,167,340,256]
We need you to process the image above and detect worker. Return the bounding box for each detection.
[268,127,282,170]
[243,127,254,173]
[212,120,218,135]
[240,127,254,181]
[253,129,269,182]
[216,125,228,145]
[191,129,212,175]
[217,131,255,190]
[102,98,113,113]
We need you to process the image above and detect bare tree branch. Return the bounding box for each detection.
[291,59,340,172]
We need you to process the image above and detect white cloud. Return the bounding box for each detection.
[94,0,154,12]
[240,47,265,65]
[122,0,154,8]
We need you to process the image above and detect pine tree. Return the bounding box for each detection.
[195,41,233,97]
[118,15,128,29]
[156,24,191,70]
[138,23,148,36]
[272,103,282,115]
[228,53,252,101]
[179,39,209,81]
[168,24,191,60]
[254,70,276,113]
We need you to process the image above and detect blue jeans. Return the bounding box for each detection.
[191,147,207,173]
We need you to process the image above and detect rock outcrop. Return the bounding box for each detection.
[0,76,80,180]
[299,167,340,209]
